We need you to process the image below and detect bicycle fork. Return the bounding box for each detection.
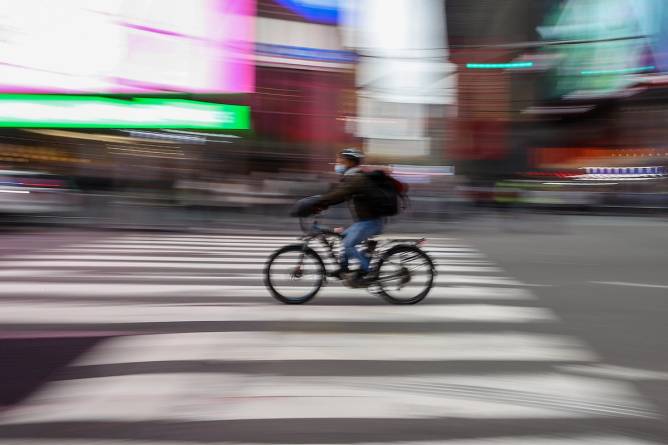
[289,243,309,280]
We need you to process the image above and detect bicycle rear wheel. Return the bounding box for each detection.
[264,244,325,304]
[375,245,435,304]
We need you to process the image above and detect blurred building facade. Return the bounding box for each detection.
[446,0,667,196]
[341,0,456,165]
[0,0,665,223]
[249,0,358,173]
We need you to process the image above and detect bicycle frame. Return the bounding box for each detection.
[296,218,428,280]
[297,219,344,274]
[265,217,436,304]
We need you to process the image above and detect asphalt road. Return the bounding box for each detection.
[460,214,668,439]
[0,214,666,444]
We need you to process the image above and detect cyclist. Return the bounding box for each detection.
[315,148,384,284]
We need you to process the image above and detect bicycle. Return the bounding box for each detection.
[263,217,436,304]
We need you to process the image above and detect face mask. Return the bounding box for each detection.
[334,164,347,175]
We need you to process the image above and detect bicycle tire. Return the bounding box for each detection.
[375,244,435,305]
[264,244,325,304]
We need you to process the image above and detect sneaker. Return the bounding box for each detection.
[343,270,375,288]
[327,269,349,280]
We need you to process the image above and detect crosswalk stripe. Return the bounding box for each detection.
[71,244,306,251]
[66,243,481,252]
[8,254,495,266]
[0,269,522,286]
[120,235,305,241]
[0,283,536,300]
[0,255,501,273]
[123,235,303,240]
[0,269,70,277]
[0,259,498,272]
[240,275,524,285]
[30,246,483,255]
[0,372,653,424]
[2,233,659,442]
[0,273,522,286]
[70,244,480,254]
[83,238,471,245]
[0,301,555,323]
[120,235,461,242]
[44,248,486,258]
[74,241,480,251]
[72,332,595,363]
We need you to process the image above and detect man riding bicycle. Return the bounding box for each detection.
[275,149,434,303]
[313,148,384,285]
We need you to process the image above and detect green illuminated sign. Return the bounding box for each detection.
[580,65,655,76]
[466,62,534,69]
[0,95,250,129]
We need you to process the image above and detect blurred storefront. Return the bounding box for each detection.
[446,0,667,184]
[248,0,358,173]
[0,0,665,225]
[445,0,550,179]
[519,0,668,196]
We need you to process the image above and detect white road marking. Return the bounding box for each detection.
[0,269,74,277]
[122,235,302,240]
[70,244,304,251]
[60,331,597,363]
[1,235,660,439]
[62,244,485,257]
[0,260,522,286]
[75,240,480,251]
[0,260,500,275]
[120,235,464,244]
[1,372,652,424]
[0,273,524,286]
[559,364,668,381]
[43,248,486,259]
[0,283,535,300]
[9,253,490,263]
[27,253,496,266]
[4,256,500,273]
[0,301,556,324]
[590,281,668,289]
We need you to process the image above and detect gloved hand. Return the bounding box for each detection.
[289,195,324,217]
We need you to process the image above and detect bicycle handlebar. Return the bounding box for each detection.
[299,217,341,237]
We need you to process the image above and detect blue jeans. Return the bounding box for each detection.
[341,219,383,273]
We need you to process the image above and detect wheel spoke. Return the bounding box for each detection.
[376,246,434,304]
[265,246,324,304]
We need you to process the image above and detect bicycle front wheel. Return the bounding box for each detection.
[375,245,435,305]
[264,244,325,304]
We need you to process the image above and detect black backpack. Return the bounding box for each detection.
[365,170,408,217]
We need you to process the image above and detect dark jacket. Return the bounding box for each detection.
[318,170,378,221]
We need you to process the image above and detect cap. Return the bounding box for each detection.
[339,147,365,162]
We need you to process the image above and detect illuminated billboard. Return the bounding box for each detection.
[0,0,254,94]
[0,95,250,129]
[538,0,668,98]
[275,0,339,24]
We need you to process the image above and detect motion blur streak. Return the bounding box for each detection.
[0,1,666,444]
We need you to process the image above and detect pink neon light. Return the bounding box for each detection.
[0,0,255,94]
